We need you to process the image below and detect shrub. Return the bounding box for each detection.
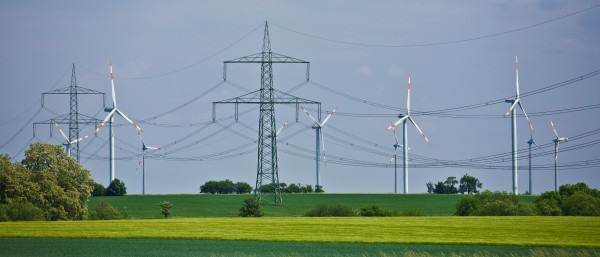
[239,198,263,217]
[315,185,325,193]
[92,182,106,196]
[561,191,600,216]
[159,201,173,218]
[0,202,45,221]
[105,179,127,196]
[88,199,120,220]
[535,198,562,216]
[305,203,355,217]
[359,205,386,216]
[455,191,537,216]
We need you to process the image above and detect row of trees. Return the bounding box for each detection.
[200,180,253,194]
[426,175,483,194]
[456,183,600,216]
[0,143,94,221]
[92,179,127,196]
[200,180,324,194]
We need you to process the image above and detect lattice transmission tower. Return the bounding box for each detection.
[213,21,321,204]
[34,63,105,162]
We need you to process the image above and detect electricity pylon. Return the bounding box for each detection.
[213,21,321,205]
[34,63,105,162]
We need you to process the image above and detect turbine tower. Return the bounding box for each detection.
[504,55,534,195]
[551,120,568,191]
[386,74,430,194]
[74,61,144,182]
[526,132,542,194]
[389,126,408,194]
[136,139,162,195]
[212,21,321,204]
[301,107,336,189]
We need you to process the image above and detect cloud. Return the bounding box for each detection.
[359,65,373,75]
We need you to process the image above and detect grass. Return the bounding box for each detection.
[1,238,599,257]
[1,216,598,247]
[89,193,476,218]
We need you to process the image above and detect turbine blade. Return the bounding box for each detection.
[515,54,520,98]
[407,74,411,115]
[70,109,116,144]
[386,116,409,131]
[135,155,143,172]
[300,107,319,125]
[109,61,118,108]
[408,116,431,145]
[390,153,396,164]
[504,99,519,116]
[115,109,144,136]
[276,121,288,136]
[532,140,544,151]
[550,120,559,138]
[320,108,336,126]
[392,126,400,145]
[518,101,534,133]
[53,122,69,141]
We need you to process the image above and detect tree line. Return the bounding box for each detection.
[200,180,323,194]
[426,174,483,194]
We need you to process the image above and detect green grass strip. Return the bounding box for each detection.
[1,216,599,247]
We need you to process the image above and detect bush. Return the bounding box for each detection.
[92,182,106,196]
[239,198,263,217]
[0,202,45,221]
[305,203,355,217]
[561,191,600,216]
[455,191,537,216]
[359,205,386,216]
[105,179,127,196]
[315,185,325,193]
[159,201,173,218]
[88,199,120,220]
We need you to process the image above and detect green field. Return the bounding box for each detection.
[88,193,472,218]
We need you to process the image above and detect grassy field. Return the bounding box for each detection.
[1,238,599,257]
[89,193,477,218]
[1,217,598,247]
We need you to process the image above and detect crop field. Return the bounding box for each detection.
[88,193,473,218]
[1,216,599,256]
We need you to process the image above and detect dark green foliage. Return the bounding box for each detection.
[239,198,263,217]
[561,191,600,216]
[455,191,538,216]
[159,201,172,218]
[0,144,93,221]
[534,183,600,216]
[105,179,127,196]
[88,199,121,220]
[314,185,325,193]
[92,183,106,197]
[305,203,355,217]
[427,177,458,194]
[458,174,483,194]
[284,183,301,193]
[359,205,386,216]
[200,180,252,194]
[0,201,45,221]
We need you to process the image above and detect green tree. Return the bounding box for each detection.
[561,191,600,216]
[0,201,45,221]
[429,177,459,194]
[92,182,106,196]
[159,201,172,218]
[105,179,127,196]
[239,198,263,217]
[359,205,386,217]
[426,182,434,194]
[458,174,483,194]
[304,184,314,193]
[455,191,538,216]
[315,185,325,193]
[234,182,252,194]
[285,183,301,193]
[89,199,120,220]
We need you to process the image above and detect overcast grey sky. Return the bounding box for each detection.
[1,0,599,195]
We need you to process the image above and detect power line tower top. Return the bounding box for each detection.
[35,63,105,162]
[213,21,321,205]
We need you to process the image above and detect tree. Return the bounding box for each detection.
[455,191,538,216]
[285,183,301,193]
[0,143,94,221]
[428,177,459,194]
[315,185,325,193]
[458,174,483,194]
[105,179,127,196]
[561,191,600,216]
[426,182,434,194]
[239,198,263,217]
[159,201,173,218]
[92,182,106,196]
[89,199,121,220]
[234,182,252,194]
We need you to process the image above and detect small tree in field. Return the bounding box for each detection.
[105,179,127,196]
[239,198,263,217]
[159,201,172,218]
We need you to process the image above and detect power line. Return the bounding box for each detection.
[271,4,600,48]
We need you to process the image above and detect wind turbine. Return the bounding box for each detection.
[53,122,73,156]
[526,131,544,194]
[301,107,336,189]
[504,54,534,195]
[550,120,568,192]
[389,126,410,194]
[73,61,143,182]
[136,138,162,195]
[386,74,430,194]
[275,121,288,170]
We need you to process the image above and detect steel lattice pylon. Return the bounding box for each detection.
[34,64,105,162]
[213,22,320,204]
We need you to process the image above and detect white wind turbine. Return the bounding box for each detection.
[386,74,430,194]
[53,122,73,156]
[274,120,288,171]
[504,55,534,195]
[73,61,143,182]
[136,138,162,195]
[550,120,568,192]
[388,126,410,194]
[301,107,336,189]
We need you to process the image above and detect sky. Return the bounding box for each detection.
[1,0,599,195]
